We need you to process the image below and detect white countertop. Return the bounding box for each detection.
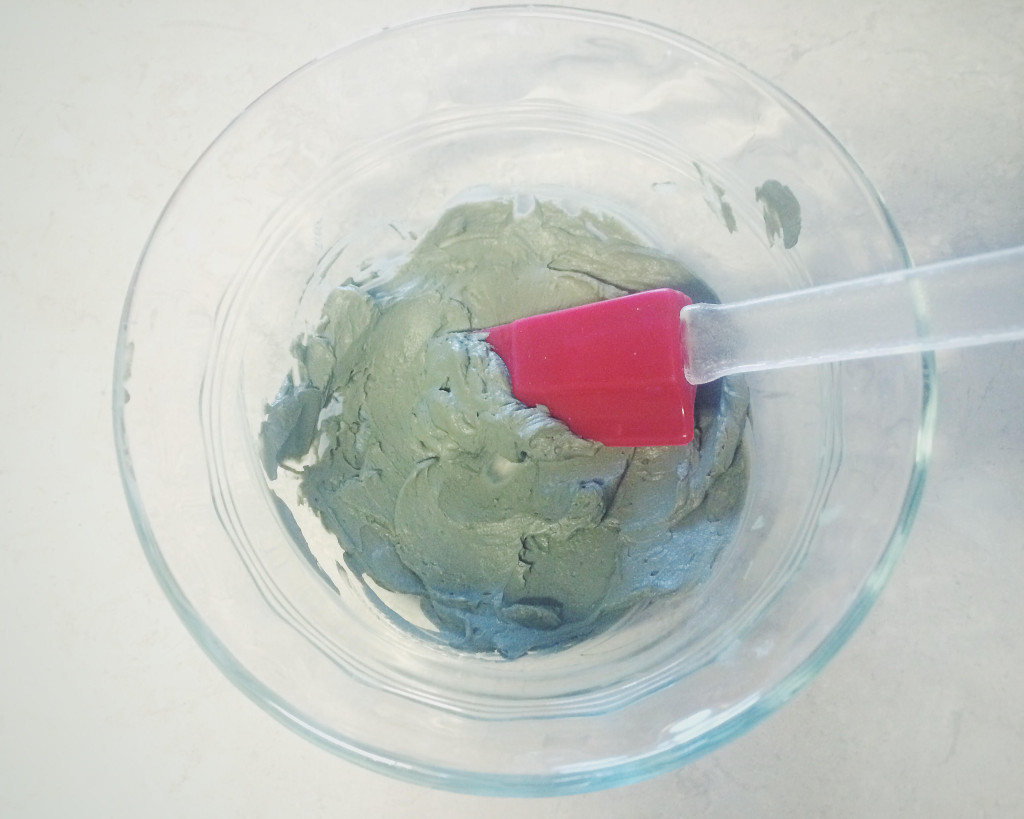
[2,1,1022,816]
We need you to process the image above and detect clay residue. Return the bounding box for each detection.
[756,179,802,249]
[694,163,738,233]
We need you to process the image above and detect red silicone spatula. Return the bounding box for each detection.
[485,246,1024,447]
[486,289,697,446]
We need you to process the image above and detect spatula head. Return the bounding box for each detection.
[485,288,695,447]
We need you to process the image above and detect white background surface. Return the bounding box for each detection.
[2,1,1022,816]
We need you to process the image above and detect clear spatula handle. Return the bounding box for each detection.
[681,245,1024,385]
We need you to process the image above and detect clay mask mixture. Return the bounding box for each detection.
[261,198,749,658]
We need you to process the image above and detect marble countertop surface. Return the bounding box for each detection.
[2,1,1021,816]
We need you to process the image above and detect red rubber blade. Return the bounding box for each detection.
[485,289,695,447]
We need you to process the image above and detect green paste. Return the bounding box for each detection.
[756,179,802,249]
[261,198,749,657]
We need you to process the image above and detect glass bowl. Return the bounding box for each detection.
[114,6,934,796]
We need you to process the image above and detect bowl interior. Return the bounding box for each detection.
[116,6,931,795]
